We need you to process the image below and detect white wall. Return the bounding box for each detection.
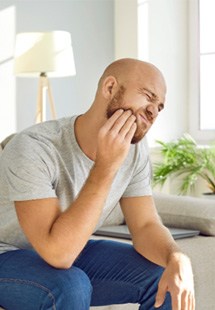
[0,0,192,145]
[0,4,16,141]
[0,0,114,134]
[147,0,188,145]
[115,0,138,59]
[115,0,189,146]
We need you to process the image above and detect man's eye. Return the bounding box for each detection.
[158,104,164,112]
[145,94,151,100]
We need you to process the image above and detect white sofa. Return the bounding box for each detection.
[90,192,215,310]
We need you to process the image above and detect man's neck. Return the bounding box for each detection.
[74,109,106,161]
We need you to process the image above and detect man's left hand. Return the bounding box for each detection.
[155,252,195,310]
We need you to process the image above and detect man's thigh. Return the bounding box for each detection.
[0,241,171,309]
[0,249,92,310]
[74,239,170,308]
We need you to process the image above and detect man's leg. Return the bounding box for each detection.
[0,249,92,310]
[74,239,172,310]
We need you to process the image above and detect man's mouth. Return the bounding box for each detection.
[139,113,149,124]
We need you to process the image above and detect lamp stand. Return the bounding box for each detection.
[36,73,57,123]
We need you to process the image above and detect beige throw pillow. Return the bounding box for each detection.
[154,192,215,236]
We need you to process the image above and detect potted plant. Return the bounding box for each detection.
[152,133,215,195]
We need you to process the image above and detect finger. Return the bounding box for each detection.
[119,114,136,138]
[189,292,195,310]
[108,110,133,134]
[154,284,167,308]
[181,291,189,310]
[192,294,195,310]
[171,291,181,310]
[103,109,124,131]
[125,122,137,143]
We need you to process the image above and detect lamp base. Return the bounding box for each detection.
[36,73,56,123]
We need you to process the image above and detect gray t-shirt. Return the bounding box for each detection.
[0,116,152,254]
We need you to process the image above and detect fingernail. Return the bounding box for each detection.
[154,300,161,308]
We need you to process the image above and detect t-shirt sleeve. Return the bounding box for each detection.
[122,141,152,197]
[2,134,57,201]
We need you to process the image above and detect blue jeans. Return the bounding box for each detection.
[0,239,171,309]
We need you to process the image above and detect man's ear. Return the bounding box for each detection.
[102,76,118,99]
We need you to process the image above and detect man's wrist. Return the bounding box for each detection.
[89,163,117,187]
[167,250,192,267]
[93,161,118,179]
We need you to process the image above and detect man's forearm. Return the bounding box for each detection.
[132,221,183,267]
[43,164,117,268]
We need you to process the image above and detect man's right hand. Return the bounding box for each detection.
[95,109,137,172]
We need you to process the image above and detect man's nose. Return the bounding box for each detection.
[146,104,159,119]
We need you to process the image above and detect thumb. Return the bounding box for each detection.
[154,283,167,308]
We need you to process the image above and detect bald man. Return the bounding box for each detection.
[0,59,194,310]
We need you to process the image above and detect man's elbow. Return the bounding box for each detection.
[45,255,76,269]
[39,247,78,270]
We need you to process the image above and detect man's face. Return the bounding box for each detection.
[106,83,165,144]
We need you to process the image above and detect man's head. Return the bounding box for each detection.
[97,58,166,144]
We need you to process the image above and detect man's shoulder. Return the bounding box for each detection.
[2,116,77,160]
[22,116,75,137]
[19,116,76,144]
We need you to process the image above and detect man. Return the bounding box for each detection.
[0,58,194,310]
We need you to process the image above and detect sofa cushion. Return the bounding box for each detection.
[102,192,215,236]
[154,192,215,236]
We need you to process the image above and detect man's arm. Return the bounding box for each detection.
[120,195,195,309]
[15,110,136,269]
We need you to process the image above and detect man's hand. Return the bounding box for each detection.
[95,109,137,172]
[155,252,195,310]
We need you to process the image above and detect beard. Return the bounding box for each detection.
[106,86,148,144]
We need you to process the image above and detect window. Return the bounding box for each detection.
[199,0,215,130]
[116,0,215,143]
[189,0,215,142]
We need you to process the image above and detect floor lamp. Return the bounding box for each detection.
[14,31,76,123]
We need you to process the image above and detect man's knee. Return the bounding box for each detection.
[0,250,92,309]
[52,266,93,309]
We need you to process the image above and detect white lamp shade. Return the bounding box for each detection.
[14,31,76,77]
